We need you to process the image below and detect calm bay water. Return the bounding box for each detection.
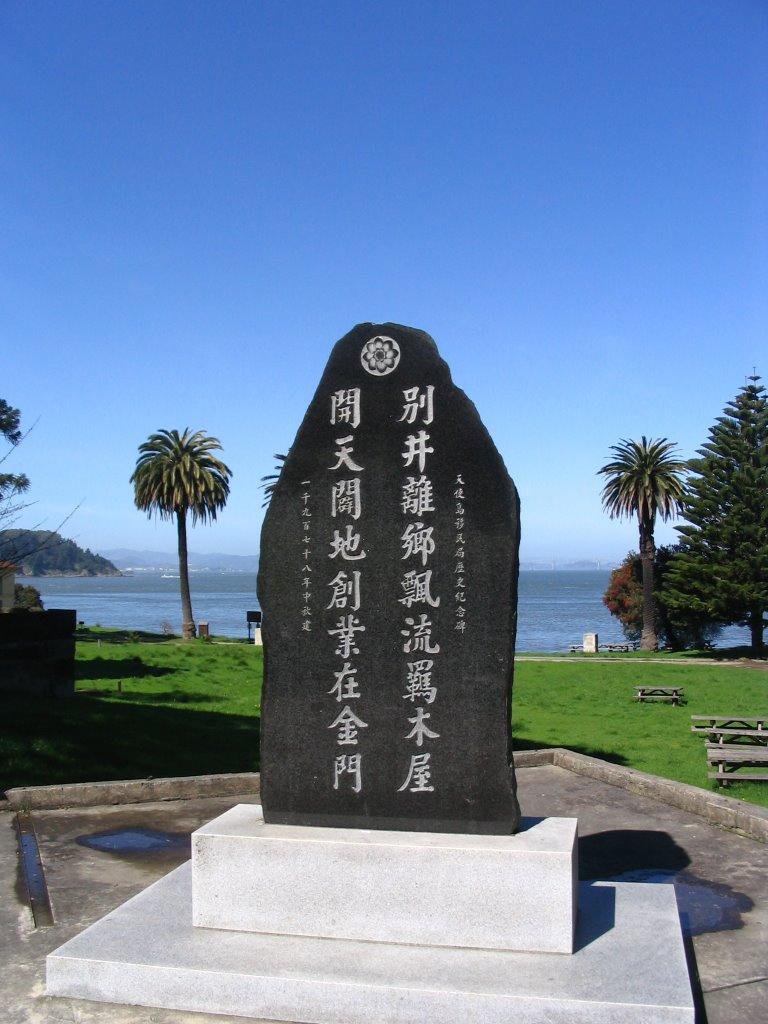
[25,570,750,651]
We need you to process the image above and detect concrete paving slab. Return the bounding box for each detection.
[3,766,768,1023]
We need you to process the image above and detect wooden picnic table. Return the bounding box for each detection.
[692,714,768,786]
[603,642,638,653]
[697,727,768,743]
[691,715,768,733]
[706,744,768,785]
[634,686,683,705]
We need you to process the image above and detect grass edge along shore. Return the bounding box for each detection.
[1,627,767,808]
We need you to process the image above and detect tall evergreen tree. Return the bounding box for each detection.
[663,376,767,656]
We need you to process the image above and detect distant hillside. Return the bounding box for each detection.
[0,531,122,577]
[103,549,259,572]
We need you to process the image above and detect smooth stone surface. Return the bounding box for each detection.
[258,323,521,834]
[192,805,577,953]
[47,863,694,1023]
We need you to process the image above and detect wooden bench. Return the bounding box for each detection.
[691,715,768,734]
[691,715,768,785]
[603,642,638,653]
[634,686,683,705]
[705,744,768,785]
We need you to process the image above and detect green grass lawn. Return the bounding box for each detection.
[1,631,767,806]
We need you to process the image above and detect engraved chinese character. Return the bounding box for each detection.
[401,431,434,474]
[331,389,361,429]
[329,525,366,561]
[401,614,440,654]
[399,385,434,426]
[333,754,362,793]
[455,620,467,633]
[403,660,436,704]
[302,620,312,632]
[326,570,361,611]
[401,475,435,516]
[330,436,364,472]
[328,662,361,701]
[397,753,434,793]
[328,705,368,745]
[399,569,440,608]
[328,614,366,658]
[405,706,440,746]
[332,478,361,520]
[401,521,436,566]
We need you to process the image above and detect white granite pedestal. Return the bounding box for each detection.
[47,805,695,1023]
[192,805,578,953]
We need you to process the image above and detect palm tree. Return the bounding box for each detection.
[131,429,232,639]
[598,437,685,651]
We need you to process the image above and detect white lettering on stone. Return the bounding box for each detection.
[401,431,434,474]
[403,660,436,704]
[399,569,440,608]
[328,662,361,701]
[401,521,436,566]
[330,389,361,429]
[400,614,440,654]
[404,706,440,746]
[331,478,361,520]
[326,570,361,611]
[397,752,434,793]
[398,385,434,426]
[329,525,366,561]
[333,754,362,793]
[330,436,364,472]
[327,613,366,658]
[328,705,369,745]
[401,475,435,516]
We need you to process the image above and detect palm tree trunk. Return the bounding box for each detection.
[749,607,764,658]
[176,509,196,639]
[639,522,657,651]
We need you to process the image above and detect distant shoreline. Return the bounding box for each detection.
[20,571,124,579]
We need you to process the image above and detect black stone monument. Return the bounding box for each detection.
[258,324,521,834]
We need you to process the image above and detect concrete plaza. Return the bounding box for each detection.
[4,763,767,1023]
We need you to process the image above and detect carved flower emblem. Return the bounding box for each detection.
[361,336,400,376]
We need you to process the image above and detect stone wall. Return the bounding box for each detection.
[0,609,76,696]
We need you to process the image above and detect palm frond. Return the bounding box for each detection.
[597,436,686,530]
[130,427,233,524]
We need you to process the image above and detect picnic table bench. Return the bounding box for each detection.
[603,642,638,653]
[691,715,768,734]
[705,744,768,785]
[691,715,768,786]
[634,686,683,705]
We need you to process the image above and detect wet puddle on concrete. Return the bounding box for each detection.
[607,869,753,935]
[76,828,191,857]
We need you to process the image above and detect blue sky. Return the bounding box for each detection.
[3,2,766,561]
